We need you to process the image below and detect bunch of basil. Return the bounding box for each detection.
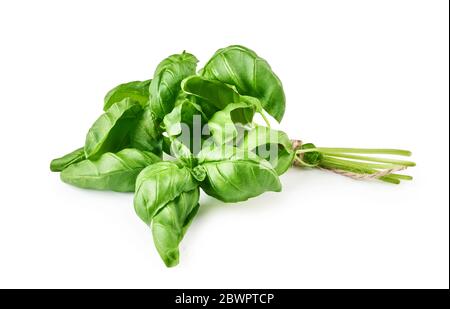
[50,46,294,267]
[51,45,414,267]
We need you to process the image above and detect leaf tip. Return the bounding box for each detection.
[162,250,180,268]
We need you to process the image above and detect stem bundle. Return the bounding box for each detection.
[294,145,415,184]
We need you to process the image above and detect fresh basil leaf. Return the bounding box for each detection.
[134,161,198,225]
[149,52,198,120]
[152,188,200,267]
[130,105,163,156]
[103,79,151,111]
[162,92,207,154]
[197,146,281,202]
[241,125,295,175]
[207,102,255,145]
[200,45,286,122]
[85,98,142,160]
[163,93,206,137]
[181,75,240,117]
[163,104,184,137]
[169,137,195,166]
[60,148,160,192]
[50,147,85,172]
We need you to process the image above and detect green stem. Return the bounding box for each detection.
[316,147,412,156]
[378,176,401,184]
[323,153,416,167]
[322,156,403,169]
[321,157,376,174]
[387,174,413,181]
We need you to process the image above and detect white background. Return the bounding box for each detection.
[0,0,448,288]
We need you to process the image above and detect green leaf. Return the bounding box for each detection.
[103,79,151,111]
[134,161,198,225]
[197,146,281,203]
[60,148,161,192]
[181,75,240,117]
[149,52,198,120]
[200,45,286,122]
[50,147,86,172]
[163,93,206,138]
[241,125,295,175]
[168,137,197,169]
[152,188,200,267]
[163,104,184,137]
[207,102,255,145]
[130,105,163,155]
[162,92,209,154]
[164,78,260,152]
[85,98,142,160]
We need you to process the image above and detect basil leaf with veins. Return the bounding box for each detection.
[200,45,286,122]
[152,188,200,267]
[149,52,198,120]
[130,105,163,156]
[50,147,85,172]
[181,75,240,117]
[162,92,208,154]
[163,92,206,137]
[196,146,281,203]
[240,125,295,175]
[61,148,161,192]
[134,161,198,225]
[207,102,255,145]
[103,79,151,111]
[134,160,200,267]
[84,98,142,160]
